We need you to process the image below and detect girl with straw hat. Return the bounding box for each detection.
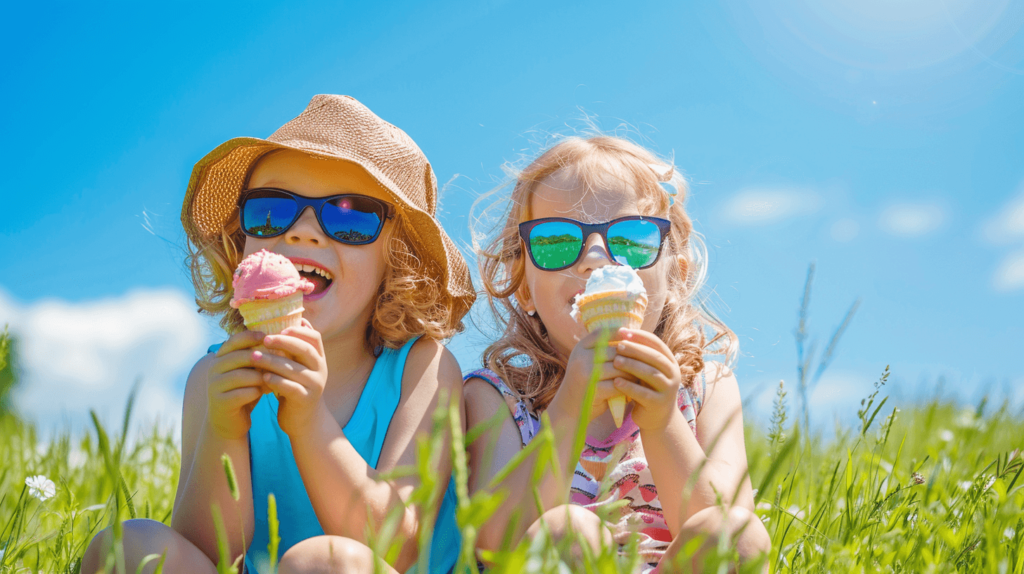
[83,95,475,574]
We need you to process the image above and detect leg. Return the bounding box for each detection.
[80,518,218,574]
[278,535,399,574]
[659,506,771,573]
[524,505,614,562]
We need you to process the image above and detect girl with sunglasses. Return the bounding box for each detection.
[82,95,475,574]
[466,136,770,572]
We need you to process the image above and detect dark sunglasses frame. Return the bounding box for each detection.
[238,188,394,245]
[518,215,672,271]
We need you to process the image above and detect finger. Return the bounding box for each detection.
[264,332,322,371]
[592,380,623,403]
[217,386,266,410]
[262,372,310,400]
[209,369,266,395]
[579,327,629,349]
[251,351,311,385]
[582,359,636,384]
[618,329,672,357]
[288,322,326,356]
[614,378,661,406]
[612,355,671,393]
[216,330,266,356]
[614,340,678,381]
[210,347,267,375]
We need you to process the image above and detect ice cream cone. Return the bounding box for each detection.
[237,291,305,335]
[230,249,315,335]
[571,266,649,428]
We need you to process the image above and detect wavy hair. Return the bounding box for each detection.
[473,136,738,411]
[186,192,465,354]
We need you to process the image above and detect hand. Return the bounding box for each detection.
[251,319,329,439]
[609,329,683,431]
[549,328,635,423]
[207,330,271,440]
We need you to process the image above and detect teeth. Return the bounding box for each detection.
[294,263,334,281]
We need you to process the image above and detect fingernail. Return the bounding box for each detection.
[252,351,263,361]
[263,372,271,382]
[617,342,625,351]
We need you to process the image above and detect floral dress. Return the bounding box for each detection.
[464,368,707,573]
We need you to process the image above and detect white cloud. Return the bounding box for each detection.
[982,190,1024,244]
[721,188,821,225]
[993,249,1024,292]
[0,288,213,438]
[878,202,946,237]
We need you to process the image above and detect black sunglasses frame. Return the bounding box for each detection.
[517,215,672,271]
[237,188,395,245]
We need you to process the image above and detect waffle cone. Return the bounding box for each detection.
[237,292,305,335]
[577,290,647,427]
[577,290,648,332]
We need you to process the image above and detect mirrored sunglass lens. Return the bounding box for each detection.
[608,219,661,268]
[322,197,384,243]
[529,222,583,269]
[242,196,297,236]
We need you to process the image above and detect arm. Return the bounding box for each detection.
[464,330,629,552]
[463,378,580,553]
[171,332,266,565]
[273,337,462,573]
[610,332,755,536]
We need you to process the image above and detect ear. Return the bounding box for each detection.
[515,283,536,316]
[676,255,689,281]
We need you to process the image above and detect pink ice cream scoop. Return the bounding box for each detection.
[229,250,314,335]
[230,249,314,308]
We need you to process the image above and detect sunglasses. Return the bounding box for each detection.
[238,188,394,245]
[518,216,672,271]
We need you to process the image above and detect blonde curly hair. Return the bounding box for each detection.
[474,136,738,411]
[186,192,466,353]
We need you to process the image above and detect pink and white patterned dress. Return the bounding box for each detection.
[464,368,707,573]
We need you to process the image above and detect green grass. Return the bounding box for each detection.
[1,333,1023,573]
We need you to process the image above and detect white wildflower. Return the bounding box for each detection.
[756,502,773,512]
[939,429,954,442]
[761,514,771,523]
[983,475,996,491]
[958,481,974,491]
[25,475,56,501]
[956,409,979,429]
[787,504,806,520]
[1006,528,1016,540]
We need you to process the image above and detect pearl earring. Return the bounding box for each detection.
[527,310,536,317]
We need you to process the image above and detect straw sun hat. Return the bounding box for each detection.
[181,94,475,318]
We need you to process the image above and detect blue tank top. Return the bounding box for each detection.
[205,339,460,574]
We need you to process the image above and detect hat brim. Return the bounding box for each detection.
[181,137,474,318]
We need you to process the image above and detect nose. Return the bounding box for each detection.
[575,232,617,275]
[285,207,325,247]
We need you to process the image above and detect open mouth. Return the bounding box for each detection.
[294,263,334,298]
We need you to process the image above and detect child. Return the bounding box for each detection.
[465,136,771,572]
[82,95,475,574]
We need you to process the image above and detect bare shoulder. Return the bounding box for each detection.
[463,375,510,425]
[181,354,215,441]
[695,360,747,455]
[401,337,462,399]
[701,360,740,405]
[183,351,215,419]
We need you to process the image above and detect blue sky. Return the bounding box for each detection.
[2,0,1022,434]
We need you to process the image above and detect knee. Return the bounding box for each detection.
[724,507,771,562]
[81,519,179,574]
[279,536,375,574]
[532,505,613,549]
